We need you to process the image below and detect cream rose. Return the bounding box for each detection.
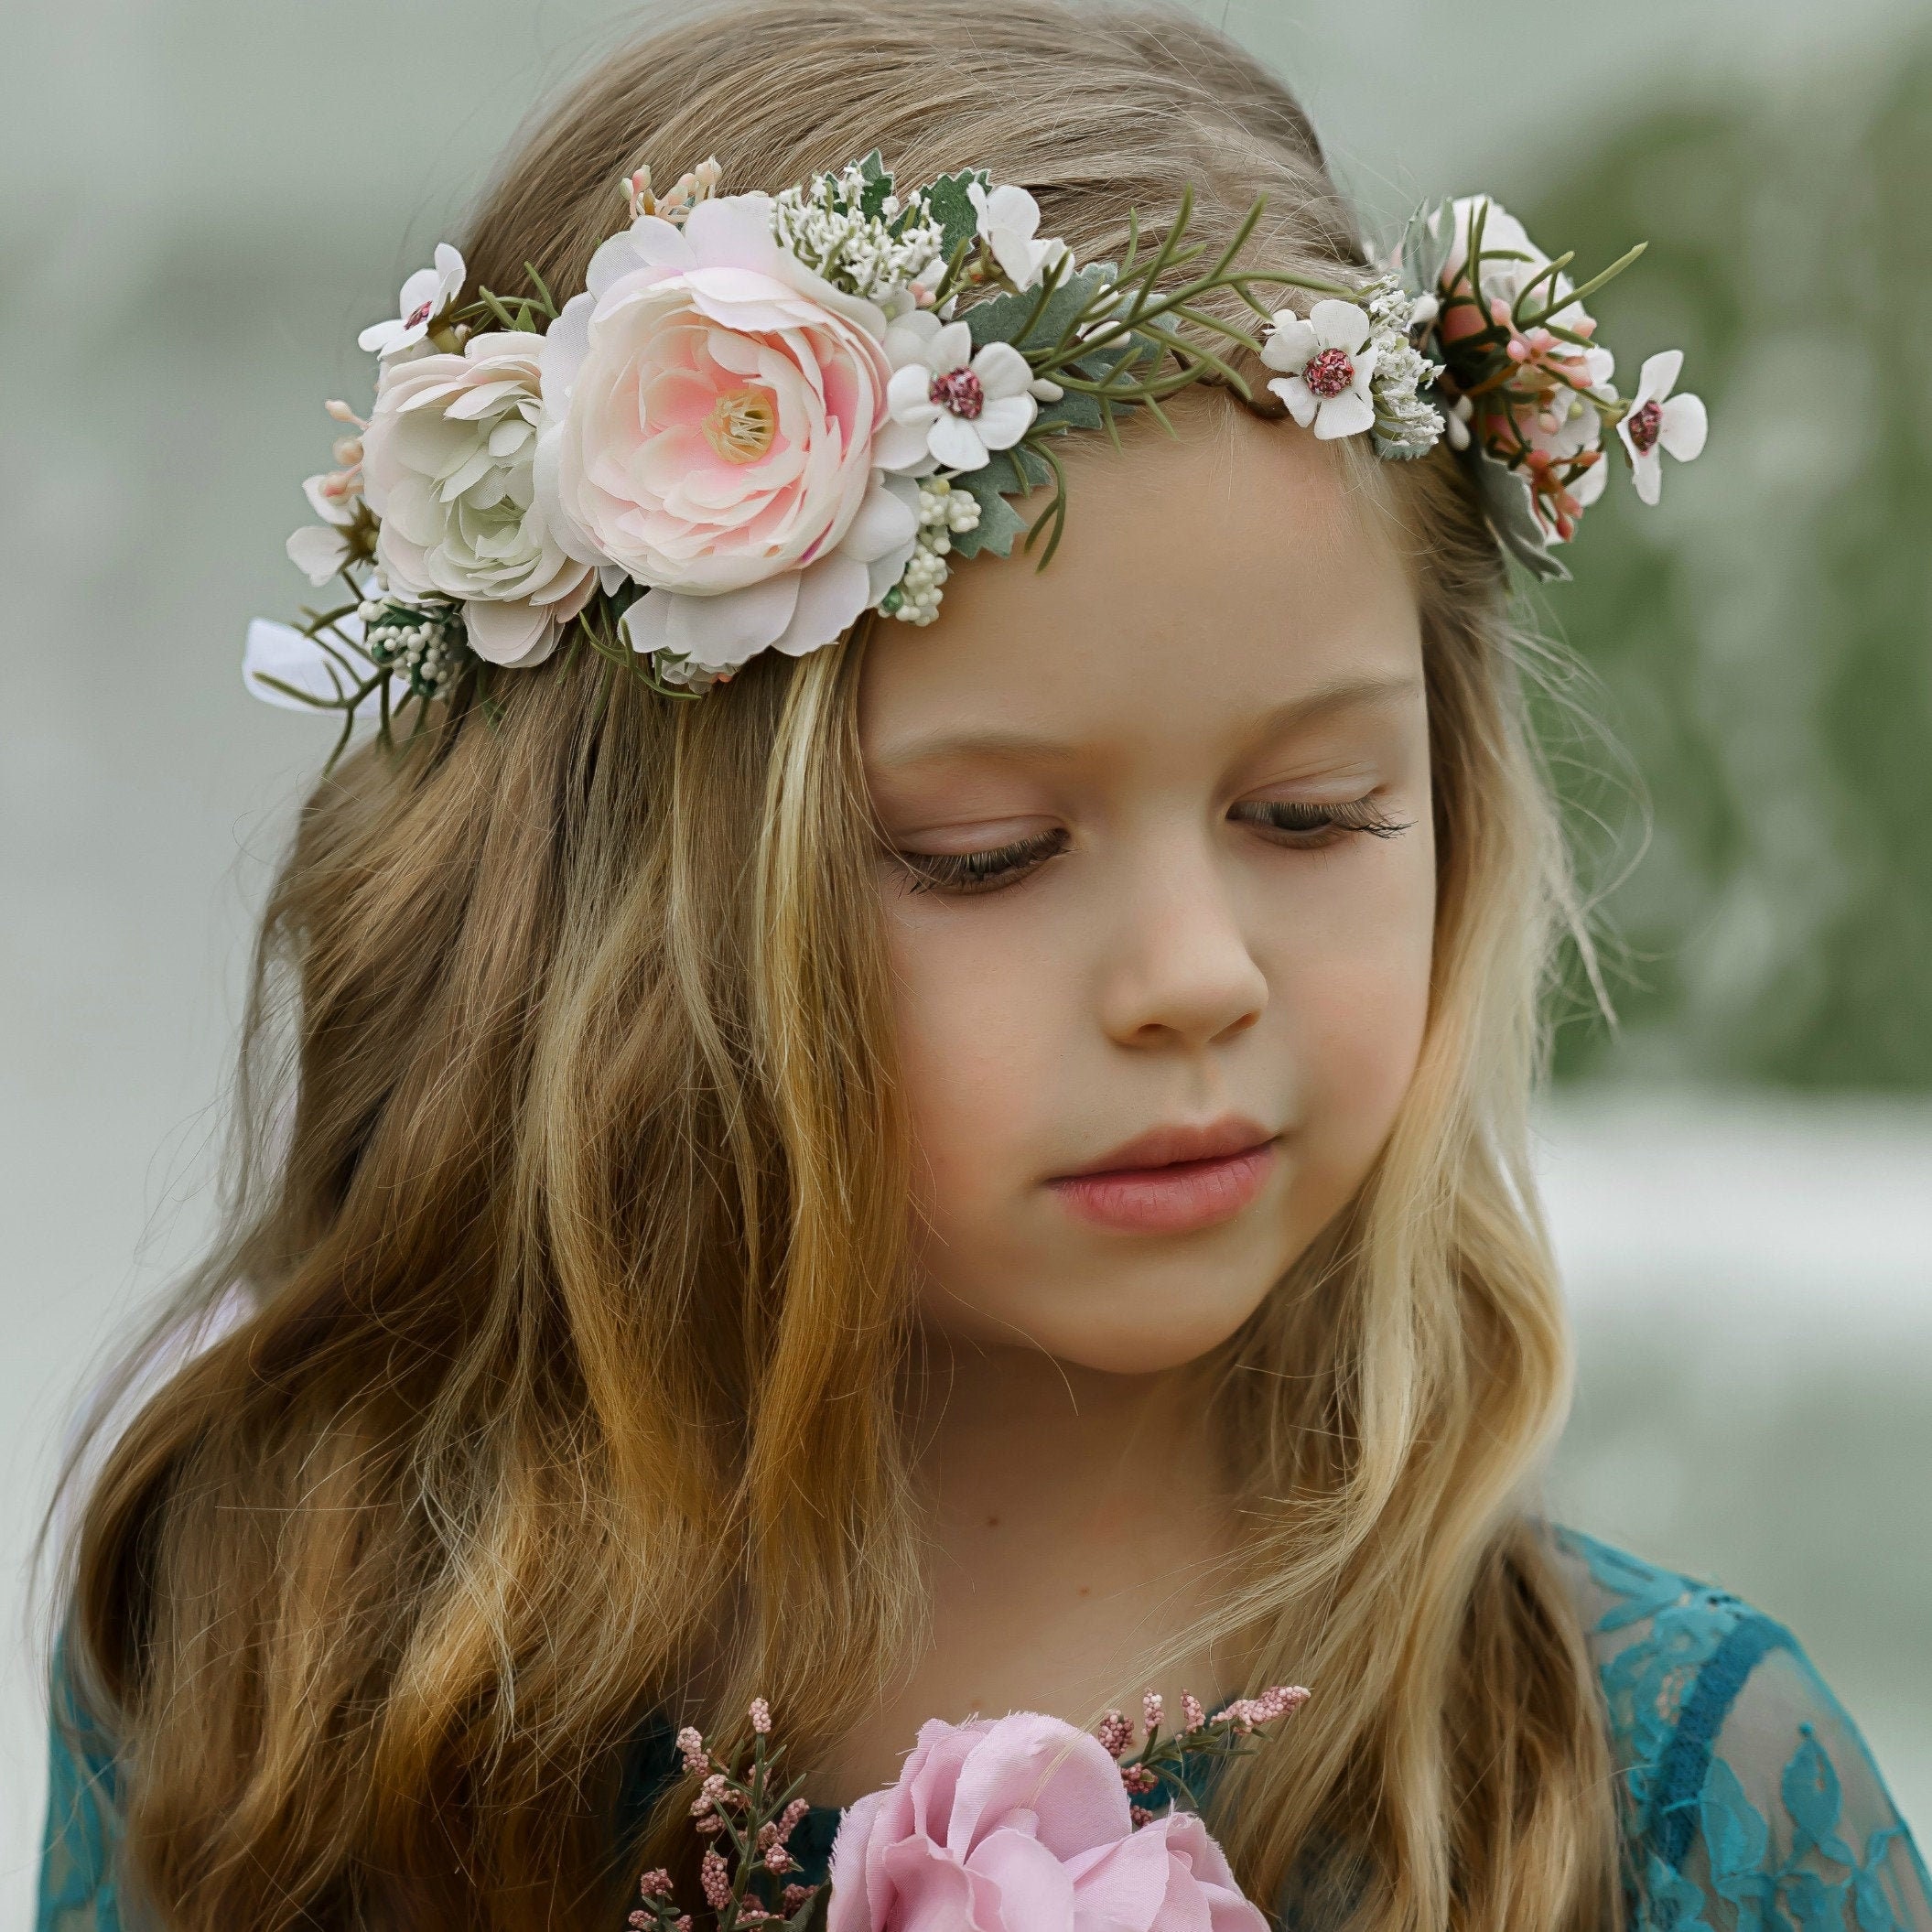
[535,193,917,672]
[361,333,596,666]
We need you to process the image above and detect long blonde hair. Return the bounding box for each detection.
[59,5,1618,1927]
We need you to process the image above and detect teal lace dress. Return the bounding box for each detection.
[38,1531,1930,1931]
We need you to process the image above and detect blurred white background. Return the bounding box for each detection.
[5,0,1929,1923]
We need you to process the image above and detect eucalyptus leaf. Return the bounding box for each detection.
[923,169,988,264]
[1468,446,1571,581]
[1399,200,1456,300]
[948,471,1030,559]
[1032,389,1104,432]
[855,149,893,222]
[966,261,1118,351]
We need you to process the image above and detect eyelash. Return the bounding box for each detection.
[895,798,1413,896]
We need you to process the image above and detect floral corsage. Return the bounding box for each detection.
[629,1687,1310,1932]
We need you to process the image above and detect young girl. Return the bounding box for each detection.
[38,4,1928,1930]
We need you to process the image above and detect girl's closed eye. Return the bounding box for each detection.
[895,825,1071,894]
[1231,794,1415,848]
[893,796,1413,896]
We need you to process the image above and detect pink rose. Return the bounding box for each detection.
[827,1712,1268,1932]
[535,195,917,675]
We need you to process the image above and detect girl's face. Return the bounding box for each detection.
[859,405,1435,1375]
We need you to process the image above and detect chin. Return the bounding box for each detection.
[951,1281,1275,1376]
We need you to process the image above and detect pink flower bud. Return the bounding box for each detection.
[701,1847,732,1911]
[1181,1693,1206,1733]
[776,1798,810,1843]
[765,1843,796,1874]
[750,1697,772,1734]
[1129,1804,1154,1828]
[639,1870,677,1899]
[675,1726,709,1775]
[1121,1764,1160,1796]
[1142,1692,1163,1733]
[782,1883,815,1913]
[1096,1711,1133,1758]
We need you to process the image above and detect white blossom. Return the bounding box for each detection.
[358,243,466,360]
[1262,299,1380,441]
[1616,350,1708,504]
[967,181,1068,292]
[880,312,1037,473]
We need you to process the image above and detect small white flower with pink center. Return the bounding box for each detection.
[880,311,1038,473]
[358,243,466,360]
[1616,350,1708,504]
[1262,300,1379,441]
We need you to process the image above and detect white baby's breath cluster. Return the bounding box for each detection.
[356,594,470,701]
[884,479,981,625]
[1362,277,1446,459]
[770,163,945,305]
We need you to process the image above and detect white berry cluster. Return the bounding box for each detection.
[1362,277,1447,459]
[357,595,470,700]
[770,164,945,305]
[885,479,982,626]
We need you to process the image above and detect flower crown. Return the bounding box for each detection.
[248,155,1705,752]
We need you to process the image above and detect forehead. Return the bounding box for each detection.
[858,400,1423,768]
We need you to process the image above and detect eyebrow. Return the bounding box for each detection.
[869,670,1425,772]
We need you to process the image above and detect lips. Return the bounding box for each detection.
[1046,1116,1279,1236]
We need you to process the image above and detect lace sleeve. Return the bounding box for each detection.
[37,1647,124,1932]
[1561,1529,1931,1932]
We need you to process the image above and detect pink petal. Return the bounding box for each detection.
[462,596,556,666]
[842,477,920,563]
[621,573,800,670]
[966,1827,1079,1932]
[772,552,869,655]
[680,192,783,273]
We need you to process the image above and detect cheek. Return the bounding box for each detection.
[881,897,1062,1224]
[1272,842,1437,1217]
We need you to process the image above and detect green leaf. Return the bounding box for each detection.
[922,169,988,264]
[855,149,893,222]
[948,470,1029,559]
[1400,199,1456,297]
[966,261,1117,351]
[1032,388,1103,432]
[980,445,1052,493]
[1466,446,1571,582]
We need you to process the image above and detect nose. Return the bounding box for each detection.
[1096,836,1268,1052]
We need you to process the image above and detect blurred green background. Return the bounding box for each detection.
[3,0,1927,1916]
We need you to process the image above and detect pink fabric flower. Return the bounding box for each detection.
[535,194,918,674]
[826,1712,1268,1932]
